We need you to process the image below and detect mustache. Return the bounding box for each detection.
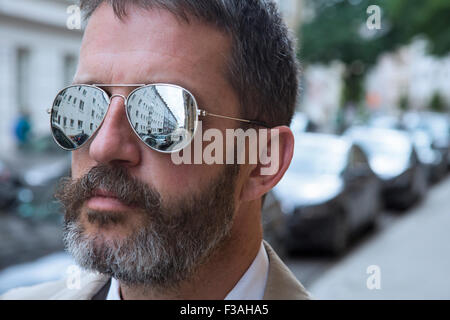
[55,164,161,220]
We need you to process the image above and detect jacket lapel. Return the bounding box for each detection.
[262,241,311,300]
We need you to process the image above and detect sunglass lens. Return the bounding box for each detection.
[127,84,197,152]
[51,85,109,150]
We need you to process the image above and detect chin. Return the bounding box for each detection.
[79,208,139,240]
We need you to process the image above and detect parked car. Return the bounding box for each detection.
[402,112,450,171]
[411,129,447,183]
[344,126,428,210]
[51,125,77,150]
[368,114,446,183]
[261,191,286,257]
[0,159,22,211]
[16,154,71,221]
[274,133,381,255]
[290,112,317,134]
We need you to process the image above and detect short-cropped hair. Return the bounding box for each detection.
[79,0,300,127]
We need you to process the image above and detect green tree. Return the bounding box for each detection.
[299,0,450,108]
[386,0,450,56]
[429,91,447,113]
[398,94,409,112]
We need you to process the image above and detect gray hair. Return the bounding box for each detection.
[79,0,299,127]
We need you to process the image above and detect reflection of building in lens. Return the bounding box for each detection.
[131,86,178,136]
[52,86,107,143]
[183,90,196,135]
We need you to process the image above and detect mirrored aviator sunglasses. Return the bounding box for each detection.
[49,84,202,153]
[49,84,269,153]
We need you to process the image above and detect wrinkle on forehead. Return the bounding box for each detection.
[80,4,231,78]
[79,3,230,74]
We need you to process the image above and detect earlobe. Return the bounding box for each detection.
[239,126,294,202]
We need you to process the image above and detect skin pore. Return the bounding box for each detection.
[70,2,294,300]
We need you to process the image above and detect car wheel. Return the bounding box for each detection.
[330,212,348,256]
[367,200,381,231]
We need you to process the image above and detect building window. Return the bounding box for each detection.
[63,117,67,127]
[70,119,74,127]
[79,100,84,111]
[16,48,31,112]
[90,123,94,131]
[78,120,83,130]
[63,55,77,86]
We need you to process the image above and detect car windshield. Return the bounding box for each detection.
[355,135,411,160]
[421,117,449,140]
[290,140,348,175]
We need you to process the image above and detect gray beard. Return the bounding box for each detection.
[60,165,238,293]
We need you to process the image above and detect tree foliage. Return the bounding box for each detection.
[386,0,450,56]
[299,0,450,105]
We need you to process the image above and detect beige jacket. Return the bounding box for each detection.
[0,241,311,300]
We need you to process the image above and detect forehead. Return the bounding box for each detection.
[76,3,233,108]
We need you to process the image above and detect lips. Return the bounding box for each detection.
[93,188,119,198]
[87,188,132,211]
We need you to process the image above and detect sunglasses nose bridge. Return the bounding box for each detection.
[109,94,128,105]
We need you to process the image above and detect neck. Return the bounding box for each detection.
[119,203,262,300]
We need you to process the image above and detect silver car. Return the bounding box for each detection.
[274,133,381,255]
[345,126,428,210]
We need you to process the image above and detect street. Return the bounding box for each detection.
[286,175,450,299]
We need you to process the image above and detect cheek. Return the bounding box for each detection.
[71,149,92,179]
[140,152,223,200]
[72,146,96,179]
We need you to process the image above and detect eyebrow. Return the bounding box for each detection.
[72,80,146,87]
[71,78,100,85]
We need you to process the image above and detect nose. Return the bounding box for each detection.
[88,95,141,166]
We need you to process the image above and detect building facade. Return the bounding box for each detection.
[366,39,450,113]
[129,86,178,136]
[51,86,107,138]
[0,0,83,154]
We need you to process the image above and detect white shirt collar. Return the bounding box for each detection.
[106,241,269,300]
[106,275,121,300]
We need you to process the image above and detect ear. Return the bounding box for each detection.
[239,126,294,202]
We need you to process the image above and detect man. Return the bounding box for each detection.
[2,0,310,300]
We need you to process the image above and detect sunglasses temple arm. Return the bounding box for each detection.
[198,110,269,128]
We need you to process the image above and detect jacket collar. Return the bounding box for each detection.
[262,241,311,300]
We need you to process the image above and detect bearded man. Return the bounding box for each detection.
[2,0,310,300]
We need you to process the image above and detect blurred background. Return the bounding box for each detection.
[0,0,449,299]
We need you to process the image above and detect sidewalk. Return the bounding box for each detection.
[309,178,450,299]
